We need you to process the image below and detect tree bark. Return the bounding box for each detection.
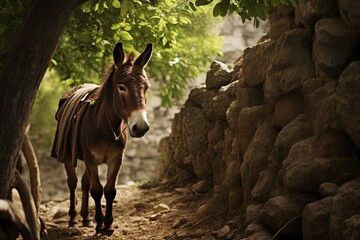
[0,0,82,198]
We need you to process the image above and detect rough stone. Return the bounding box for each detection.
[319,182,339,197]
[265,29,315,100]
[336,61,360,148]
[339,0,360,32]
[273,114,313,162]
[243,223,271,237]
[268,17,296,40]
[243,41,276,87]
[260,195,302,237]
[196,193,227,218]
[330,179,360,239]
[295,0,339,28]
[343,214,360,240]
[172,218,187,229]
[302,77,326,102]
[226,101,239,131]
[245,204,263,225]
[241,120,278,204]
[206,60,232,90]
[236,87,264,110]
[251,167,275,202]
[313,17,359,78]
[302,197,333,240]
[212,88,235,121]
[153,203,170,214]
[309,81,339,132]
[237,105,273,153]
[273,91,304,128]
[283,136,360,193]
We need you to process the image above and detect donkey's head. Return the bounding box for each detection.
[111,43,153,138]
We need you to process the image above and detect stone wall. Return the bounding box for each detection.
[158,2,360,239]
[119,14,268,184]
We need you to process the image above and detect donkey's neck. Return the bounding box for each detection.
[94,73,126,140]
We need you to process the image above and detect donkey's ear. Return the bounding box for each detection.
[134,43,153,68]
[113,42,125,67]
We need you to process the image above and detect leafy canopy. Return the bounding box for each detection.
[191,0,297,27]
[0,0,297,106]
[52,0,222,106]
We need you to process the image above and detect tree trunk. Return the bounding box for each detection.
[0,0,82,198]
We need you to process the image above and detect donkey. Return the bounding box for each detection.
[51,42,152,234]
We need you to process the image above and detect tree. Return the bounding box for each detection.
[0,0,82,198]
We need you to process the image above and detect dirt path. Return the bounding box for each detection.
[40,184,229,240]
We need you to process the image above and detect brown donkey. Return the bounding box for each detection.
[51,43,153,234]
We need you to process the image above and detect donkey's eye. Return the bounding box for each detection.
[118,85,126,92]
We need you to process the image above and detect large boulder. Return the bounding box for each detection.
[260,195,302,237]
[295,0,339,28]
[343,214,360,240]
[273,114,313,162]
[339,0,360,32]
[265,29,315,100]
[283,135,360,193]
[336,61,360,148]
[330,179,360,239]
[313,17,359,78]
[206,60,232,90]
[243,41,276,87]
[309,81,339,132]
[273,91,304,128]
[302,197,333,240]
[241,120,278,204]
[237,105,273,153]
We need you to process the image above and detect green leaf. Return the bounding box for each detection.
[111,22,122,30]
[167,16,178,24]
[112,0,121,8]
[118,31,133,41]
[162,36,168,46]
[213,0,230,17]
[179,17,192,24]
[51,59,57,66]
[189,2,197,11]
[195,0,213,6]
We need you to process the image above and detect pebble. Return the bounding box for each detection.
[214,225,231,239]
[176,230,191,238]
[149,213,161,221]
[172,218,187,229]
[153,203,170,213]
[52,207,68,219]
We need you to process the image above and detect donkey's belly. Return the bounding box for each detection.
[89,144,123,165]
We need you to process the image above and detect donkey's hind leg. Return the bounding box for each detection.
[64,161,78,227]
[80,169,93,227]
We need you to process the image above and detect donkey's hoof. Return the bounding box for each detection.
[96,227,114,236]
[82,219,94,227]
[68,220,78,228]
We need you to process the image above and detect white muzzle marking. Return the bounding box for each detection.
[128,110,150,137]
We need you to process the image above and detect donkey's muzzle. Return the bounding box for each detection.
[129,110,150,138]
[131,123,150,138]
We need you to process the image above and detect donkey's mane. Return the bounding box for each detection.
[101,53,136,85]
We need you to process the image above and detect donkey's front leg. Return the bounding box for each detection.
[86,163,104,231]
[103,159,122,231]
